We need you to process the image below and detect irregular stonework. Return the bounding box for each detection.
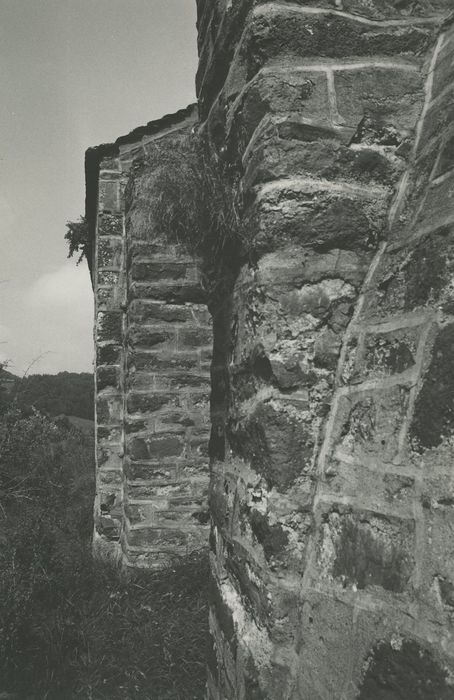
[86,1,454,696]
[197,2,454,698]
[87,105,212,568]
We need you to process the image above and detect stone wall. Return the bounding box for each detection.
[196,2,454,698]
[87,105,212,568]
[86,1,454,695]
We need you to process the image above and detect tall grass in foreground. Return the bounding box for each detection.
[0,407,208,699]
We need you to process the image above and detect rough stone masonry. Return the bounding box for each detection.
[86,1,454,697]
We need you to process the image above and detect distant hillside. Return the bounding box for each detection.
[0,370,94,420]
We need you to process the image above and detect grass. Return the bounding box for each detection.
[149,134,245,292]
[0,406,209,700]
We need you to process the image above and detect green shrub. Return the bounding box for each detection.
[65,216,90,265]
[0,408,208,699]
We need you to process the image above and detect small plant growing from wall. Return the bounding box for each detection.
[150,134,245,292]
[65,216,90,264]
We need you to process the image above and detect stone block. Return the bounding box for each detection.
[432,33,454,101]
[433,128,454,180]
[253,185,386,254]
[229,401,315,491]
[97,343,122,366]
[126,391,178,414]
[127,434,184,461]
[413,170,454,235]
[97,425,121,443]
[150,372,211,393]
[333,386,410,463]
[97,238,123,269]
[98,179,120,213]
[353,326,420,381]
[418,84,454,153]
[96,366,121,391]
[244,7,435,78]
[126,527,188,550]
[178,326,212,348]
[334,67,423,133]
[243,128,404,191]
[128,280,207,304]
[127,325,176,350]
[98,212,123,237]
[230,68,330,152]
[96,395,122,425]
[128,299,194,324]
[131,261,196,283]
[97,311,123,343]
[124,459,178,486]
[319,506,415,592]
[97,270,120,288]
[410,324,454,452]
[365,223,454,319]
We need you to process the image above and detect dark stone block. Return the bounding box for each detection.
[249,509,288,561]
[128,326,175,349]
[323,508,415,592]
[97,343,121,366]
[97,312,123,343]
[229,402,314,491]
[128,434,183,460]
[371,225,454,317]
[410,324,454,452]
[97,366,120,391]
[127,527,188,549]
[255,190,382,254]
[245,10,434,78]
[129,300,194,324]
[132,261,194,282]
[359,639,454,700]
[127,392,176,413]
[147,435,184,458]
[178,326,212,348]
[128,350,200,373]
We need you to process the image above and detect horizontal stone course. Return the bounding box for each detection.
[244,7,436,78]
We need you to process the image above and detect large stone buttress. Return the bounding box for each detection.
[86,106,212,568]
[196,1,454,698]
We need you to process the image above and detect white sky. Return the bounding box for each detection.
[0,0,198,375]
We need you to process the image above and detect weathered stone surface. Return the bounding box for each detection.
[359,640,454,700]
[244,8,435,78]
[410,324,454,452]
[320,508,415,592]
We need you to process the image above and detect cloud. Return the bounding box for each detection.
[16,262,94,373]
[0,195,16,232]
[25,262,92,310]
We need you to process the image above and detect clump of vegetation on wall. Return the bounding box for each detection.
[0,405,209,699]
[150,134,245,284]
[65,216,90,264]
